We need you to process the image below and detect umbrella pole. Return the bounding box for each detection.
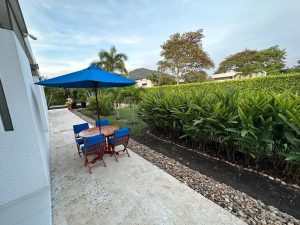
[95,86,101,133]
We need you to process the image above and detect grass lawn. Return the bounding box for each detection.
[78,105,148,137]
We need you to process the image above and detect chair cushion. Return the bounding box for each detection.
[108,138,115,145]
[115,128,130,137]
[95,120,109,126]
[81,146,89,155]
[73,123,89,134]
[81,146,85,154]
[108,138,127,146]
[76,138,84,145]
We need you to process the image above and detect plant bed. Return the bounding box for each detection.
[127,120,139,125]
[132,133,300,222]
[138,88,300,182]
[71,108,300,223]
[115,115,124,120]
[149,130,300,186]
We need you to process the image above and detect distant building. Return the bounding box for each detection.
[0,1,51,225]
[212,71,266,81]
[136,79,154,88]
[178,78,185,83]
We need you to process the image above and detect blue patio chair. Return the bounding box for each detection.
[95,119,109,127]
[108,128,130,162]
[73,123,89,157]
[81,134,106,173]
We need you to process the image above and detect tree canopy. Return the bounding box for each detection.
[158,29,214,84]
[146,73,175,86]
[93,45,128,76]
[184,71,209,83]
[215,46,286,75]
[284,60,300,73]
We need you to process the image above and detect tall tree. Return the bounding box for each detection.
[158,29,214,85]
[284,60,300,73]
[184,71,208,83]
[94,45,128,76]
[216,46,286,75]
[146,73,159,85]
[158,74,176,85]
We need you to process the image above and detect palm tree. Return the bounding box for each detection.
[93,46,128,77]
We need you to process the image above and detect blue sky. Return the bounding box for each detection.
[20,0,300,78]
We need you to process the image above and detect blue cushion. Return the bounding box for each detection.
[115,128,130,137]
[108,138,115,145]
[73,123,89,134]
[84,135,106,147]
[95,120,109,126]
[109,128,130,146]
[108,138,127,146]
[81,146,92,155]
[76,138,84,145]
[81,146,87,155]
[81,135,105,155]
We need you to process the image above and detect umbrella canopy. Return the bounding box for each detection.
[35,65,136,132]
[35,65,136,88]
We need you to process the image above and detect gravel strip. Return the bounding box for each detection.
[71,109,95,126]
[146,131,299,190]
[128,139,299,225]
[71,109,299,224]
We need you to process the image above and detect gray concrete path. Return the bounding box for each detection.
[50,109,246,225]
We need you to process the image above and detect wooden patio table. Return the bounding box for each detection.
[79,125,119,159]
[79,125,119,139]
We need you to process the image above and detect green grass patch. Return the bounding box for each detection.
[78,105,148,137]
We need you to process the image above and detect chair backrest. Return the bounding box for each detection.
[95,120,109,127]
[84,134,106,155]
[73,123,89,135]
[114,128,130,146]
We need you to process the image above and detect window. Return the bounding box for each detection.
[0,79,13,131]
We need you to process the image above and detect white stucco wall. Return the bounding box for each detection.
[136,79,153,88]
[0,29,51,225]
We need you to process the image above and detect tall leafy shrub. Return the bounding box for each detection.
[88,93,114,116]
[138,88,300,180]
[149,73,300,94]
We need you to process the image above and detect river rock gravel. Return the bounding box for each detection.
[128,139,300,225]
[71,109,299,225]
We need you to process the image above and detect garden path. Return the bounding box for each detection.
[50,109,245,225]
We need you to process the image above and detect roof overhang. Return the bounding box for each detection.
[8,0,28,34]
[7,0,41,78]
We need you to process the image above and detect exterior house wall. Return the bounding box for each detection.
[0,29,51,225]
[136,78,153,88]
[211,71,239,82]
[212,71,266,81]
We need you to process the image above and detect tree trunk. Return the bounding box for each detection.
[176,67,179,85]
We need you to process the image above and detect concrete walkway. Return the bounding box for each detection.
[50,109,245,225]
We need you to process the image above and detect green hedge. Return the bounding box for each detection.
[138,88,300,180]
[149,73,300,93]
[88,93,114,116]
[44,87,68,106]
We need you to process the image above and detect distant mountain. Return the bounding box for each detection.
[128,68,161,80]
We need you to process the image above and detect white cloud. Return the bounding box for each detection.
[20,0,300,78]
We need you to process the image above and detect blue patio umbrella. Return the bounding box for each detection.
[35,65,136,131]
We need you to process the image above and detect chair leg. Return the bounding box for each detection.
[125,147,130,157]
[123,143,130,157]
[113,146,119,162]
[85,157,88,167]
[76,144,81,157]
